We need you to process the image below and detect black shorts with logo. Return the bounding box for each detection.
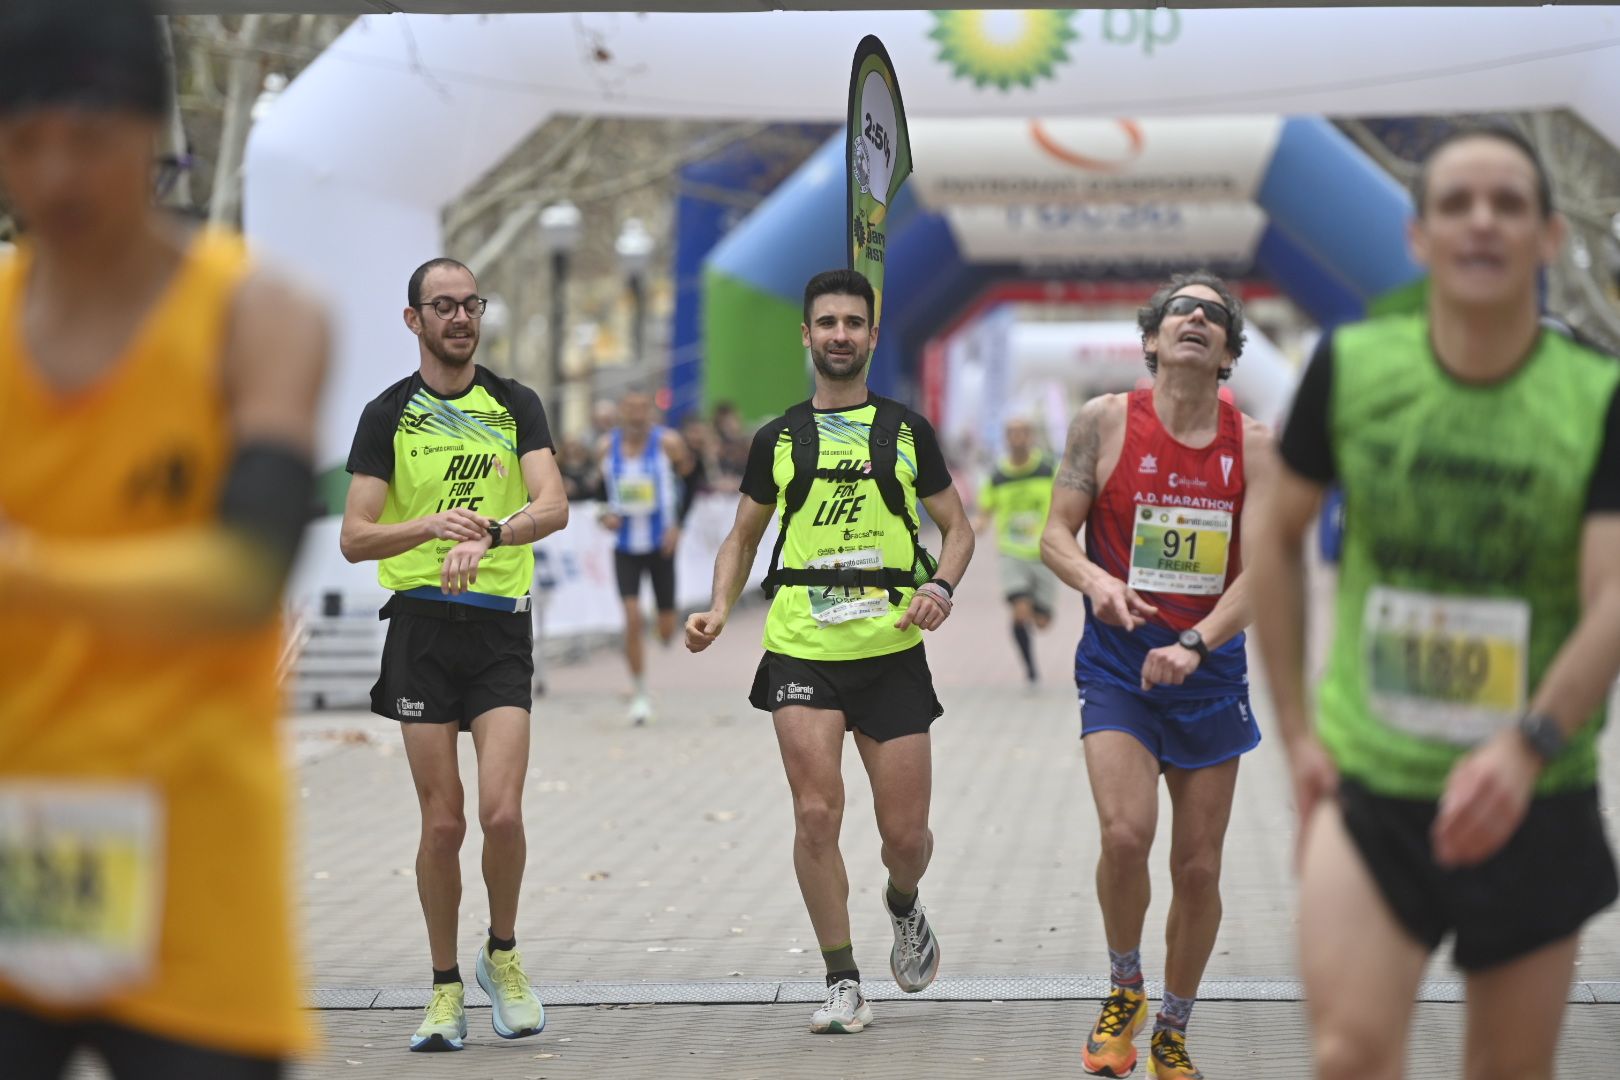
[2,1007,281,1079]
[614,550,676,611]
[749,643,943,742]
[370,596,533,731]
[1338,776,1619,971]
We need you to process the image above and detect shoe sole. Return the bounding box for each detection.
[811,1008,873,1034]
[475,960,547,1040]
[409,1033,464,1052]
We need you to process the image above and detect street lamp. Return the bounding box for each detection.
[538,200,584,406]
[615,217,655,369]
[251,72,287,124]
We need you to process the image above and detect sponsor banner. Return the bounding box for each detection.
[944,200,1266,265]
[848,35,913,332]
[536,496,777,638]
[909,116,1281,207]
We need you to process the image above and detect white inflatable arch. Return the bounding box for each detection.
[244,6,1620,596]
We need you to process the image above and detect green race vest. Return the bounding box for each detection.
[1321,314,1618,797]
[762,402,928,661]
[379,383,533,598]
[980,453,1055,561]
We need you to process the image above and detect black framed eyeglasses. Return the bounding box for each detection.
[421,295,488,320]
[1161,295,1232,329]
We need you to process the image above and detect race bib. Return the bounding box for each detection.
[616,474,657,516]
[806,548,890,626]
[1007,511,1042,548]
[0,783,164,1004]
[1127,504,1232,596]
[1363,586,1530,745]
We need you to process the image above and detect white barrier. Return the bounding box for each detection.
[536,495,777,637]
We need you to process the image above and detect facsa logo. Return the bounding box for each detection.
[1138,454,1158,475]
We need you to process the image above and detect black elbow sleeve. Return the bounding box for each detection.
[218,442,317,586]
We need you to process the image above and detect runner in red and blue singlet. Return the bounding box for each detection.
[1078,386,1250,704]
[1041,271,1274,1080]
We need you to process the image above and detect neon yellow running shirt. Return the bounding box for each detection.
[347,366,553,598]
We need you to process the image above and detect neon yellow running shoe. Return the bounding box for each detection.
[475,945,545,1039]
[410,982,466,1052]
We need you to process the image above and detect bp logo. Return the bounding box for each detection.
[929,10,1079,91]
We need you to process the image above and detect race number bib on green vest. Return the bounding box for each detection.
[0,783,163,1004]
[617,475,657,515]
[1363,586,1530,745]
[1128,504,1232,596]
[806,548,890,626]
[1007,511,1042,549]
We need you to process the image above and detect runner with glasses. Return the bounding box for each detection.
[1041,272,1274,1079]
[340,256,568,1052]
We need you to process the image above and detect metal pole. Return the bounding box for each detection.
[550,248,569,425]
[628,271,647,369]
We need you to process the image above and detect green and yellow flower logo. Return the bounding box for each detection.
[929,10,1079,91]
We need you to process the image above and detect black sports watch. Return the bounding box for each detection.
[486,520,504,549]
[1177,628,1209,661]
[1517,711,1566,764]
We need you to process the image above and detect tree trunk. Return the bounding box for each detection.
[208,13,264,228]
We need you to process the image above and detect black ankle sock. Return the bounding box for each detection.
[1012,621,1036,679]
[826,968,860,987]
[885,880,917,917]
[432,965,461,986]
[488,931,516,955]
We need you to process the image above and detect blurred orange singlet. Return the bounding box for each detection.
[0,230,311,1056]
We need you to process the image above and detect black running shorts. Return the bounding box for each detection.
[1337,777,1619,971]
[1,1008,282,1080]
[370,598,533,731]
[613,550,676,611]
[749,643,943,742]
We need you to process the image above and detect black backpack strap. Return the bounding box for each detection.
[868,397,934,590]
[762,402,819,598]
[867,397,915,537]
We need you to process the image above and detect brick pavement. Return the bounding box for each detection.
[62,550,1620,1078]
[67,1001,1620,1079]
[290,555,1620,993]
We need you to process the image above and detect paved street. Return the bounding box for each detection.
[70,552,1620,1077]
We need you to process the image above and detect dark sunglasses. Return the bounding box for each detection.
[1161,295,1232,329]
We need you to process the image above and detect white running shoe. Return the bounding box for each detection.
[628,694,654,726]
[887,898,941,993]
[810,978,873,1034]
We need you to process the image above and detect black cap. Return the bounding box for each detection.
[0,0,170,119]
